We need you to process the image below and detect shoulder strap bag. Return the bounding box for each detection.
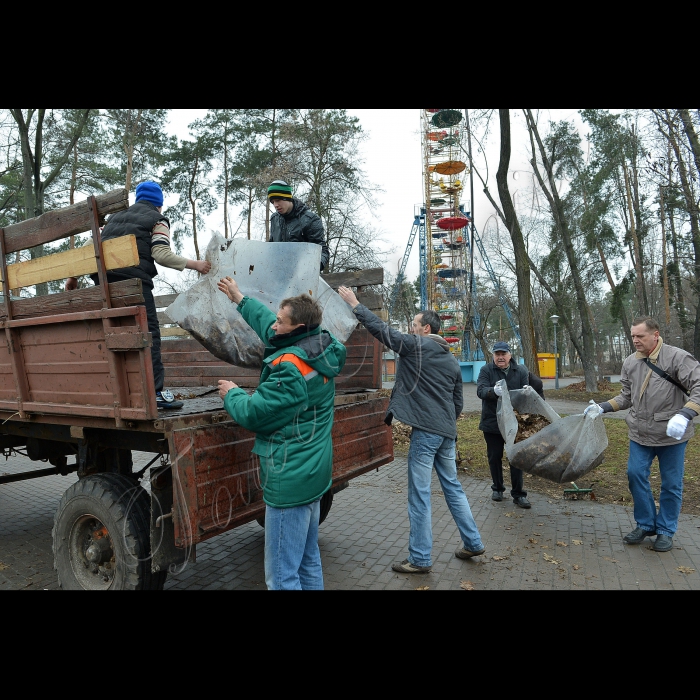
[643,358,690,396]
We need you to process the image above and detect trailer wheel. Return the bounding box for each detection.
[255,489,334,529]
[319,489,333,524]
[52,473,166,590]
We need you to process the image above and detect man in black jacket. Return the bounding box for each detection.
[65,181,211,409]
[476,341,544,508]
[268,180,330,271]
[338,286,485,574]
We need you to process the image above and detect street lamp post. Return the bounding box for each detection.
[550,315,560,389]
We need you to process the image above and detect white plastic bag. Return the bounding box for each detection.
[496,379,608,483]
[165,233,357,368]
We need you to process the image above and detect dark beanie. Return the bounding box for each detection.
[135,181,164,207]
[267,180,293,200]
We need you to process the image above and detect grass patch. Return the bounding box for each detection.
[453,412,700,514]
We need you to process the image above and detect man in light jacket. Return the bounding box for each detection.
[585,316,700,552]
[338,285,485,574]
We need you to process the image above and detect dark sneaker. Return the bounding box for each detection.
[455,546,486,559]
[513,496,531,509]
[391,559,431,573]
[623,527,655,544]
[652,534,674,552]
[156,389,184,410]
[492,491,503,502]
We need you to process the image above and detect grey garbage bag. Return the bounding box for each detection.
[165,233,358,369]
[496,379,608,483]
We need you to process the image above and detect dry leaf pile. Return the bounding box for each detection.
[392,421,412,447]
[513,410,551,443]
[565,379,614,392]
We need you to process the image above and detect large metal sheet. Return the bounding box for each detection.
[166,234,357,369]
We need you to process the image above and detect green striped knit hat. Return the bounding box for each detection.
[268,180,293,200]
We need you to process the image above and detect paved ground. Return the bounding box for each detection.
[2,426,700,590]
[2,375,699,591]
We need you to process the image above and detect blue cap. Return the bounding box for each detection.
[493,341,511,353]
[135,181,164,207]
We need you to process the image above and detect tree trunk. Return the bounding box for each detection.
[664,110,700,356]
[189,155,200,262]
[265,109,277,242]
[623,163,648,314]
[659,185,672,332]
[223,133,229,239]
[524,109,597,391]
[679,109,700,182]
[495,109,539,376]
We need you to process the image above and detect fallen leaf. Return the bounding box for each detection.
[540,545,550,549]
[556,541,568,547]
[677,566,695,575]
[533,532,542,536]
[543,553,560,565]
[584,514,594,518]
[0,562,8,571]
[492,555,508,561]
[529,538,539,544]
[504,512,513,518]
[603,557,619,563]
[572,565,580,571]
[572,540,583,545]
[460,580,475,590]
[415,585,430,590]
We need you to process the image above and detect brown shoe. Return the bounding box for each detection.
[391,559,431,573]
[455,546,485,559]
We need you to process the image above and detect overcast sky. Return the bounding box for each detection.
[162,109,587,286]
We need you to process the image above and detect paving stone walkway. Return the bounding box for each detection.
[2,449,699,591]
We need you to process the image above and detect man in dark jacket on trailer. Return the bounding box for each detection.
[65,181,211,409]
[268,180,330,272]
[338,285,485,574]
[476,341,544,508]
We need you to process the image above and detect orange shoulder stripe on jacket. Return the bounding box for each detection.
[271,353,327,382]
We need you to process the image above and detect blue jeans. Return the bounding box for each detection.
[264,499,323,590]
[407,429,484,567]
[627,440,687,537]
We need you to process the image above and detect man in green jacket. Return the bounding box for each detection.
[217,276,346,590]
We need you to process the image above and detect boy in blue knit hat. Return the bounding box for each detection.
[66,181,211,409]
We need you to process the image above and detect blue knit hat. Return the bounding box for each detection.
[135,181,164,207]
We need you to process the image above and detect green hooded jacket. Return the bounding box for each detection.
[223,296,347,508]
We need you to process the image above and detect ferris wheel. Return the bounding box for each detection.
[422,109,470,358]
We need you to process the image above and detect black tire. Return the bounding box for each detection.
[255,489,334,529]
[319,489,333,524]
[52,473,166,590]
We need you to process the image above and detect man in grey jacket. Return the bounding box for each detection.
[338,286,485,573]
[585,316,700,552]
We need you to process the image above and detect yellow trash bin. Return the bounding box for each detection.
[537,353,558,379]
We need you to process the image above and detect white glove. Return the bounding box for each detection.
[583,402,604,419]
[666,414,690,440]
[494,384,503,397]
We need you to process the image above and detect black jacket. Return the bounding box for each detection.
[269,198,330,271]
[352,304,463,439]
[476,358,544,434]
[99,201,168,287]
